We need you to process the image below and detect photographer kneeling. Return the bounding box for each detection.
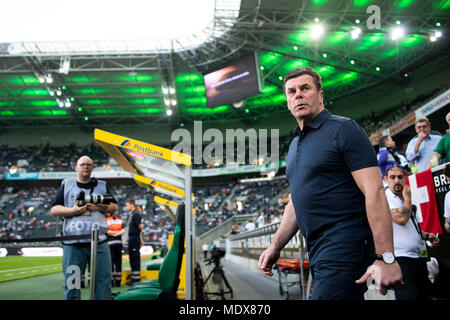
[51,155,118,300]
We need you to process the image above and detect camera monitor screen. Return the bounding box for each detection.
[203,52,263,108]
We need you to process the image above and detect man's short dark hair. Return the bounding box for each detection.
[283,67,322,93]
[444,163,450,178]
[378,136,389,147]
[385,163,405,176]
[415,117,430,126]
[126,199,135,206]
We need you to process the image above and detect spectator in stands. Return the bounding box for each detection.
[377,135,409,179]
[406,117,441,172]
[256,212,265,228]
[269,214,280,224]
[384,163,439,300]
[125,198,144,285]
[446,111,450,135]
[202,242,209,259]
[258,67,402,300]
[426,112,450,170]
[245,218,256,231]
[230,224,240,235]
[444,164,450,233]
[51,155,118,300]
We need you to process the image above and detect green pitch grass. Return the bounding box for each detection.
[0,256,62,283]
[0,254,159,299]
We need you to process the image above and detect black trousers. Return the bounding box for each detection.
[128,236,141,273]
[109,243,122,273]
[395,257,430,300]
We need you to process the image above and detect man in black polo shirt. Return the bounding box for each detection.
[125,199,143,284]
[258,67,402,300]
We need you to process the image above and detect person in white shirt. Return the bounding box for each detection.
[245,218,256,231]
[202,243,209,259]
[256,212,265,228]
[384,163,440,300]
[270,214,280,224]
[405,117,441,173]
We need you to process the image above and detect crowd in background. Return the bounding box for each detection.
[0,177,290,243]
[1,86,447,176]
[1,86,449,246]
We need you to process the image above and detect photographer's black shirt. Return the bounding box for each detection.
[51,179,117,207]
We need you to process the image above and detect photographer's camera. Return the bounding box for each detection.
[76,191,114,206]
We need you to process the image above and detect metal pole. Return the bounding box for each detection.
[90,227,99,300]
[184,165,192,300]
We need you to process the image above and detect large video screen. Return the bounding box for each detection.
[203,52,263,108]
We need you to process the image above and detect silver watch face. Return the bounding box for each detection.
[383,251,395,264]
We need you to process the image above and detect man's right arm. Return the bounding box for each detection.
[50,183,87,217]
[258,200,299,276]
[51,204,88,217]
[405,138,419,162]
[390,185,412,226]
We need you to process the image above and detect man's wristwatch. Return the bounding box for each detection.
[375,251,396,264]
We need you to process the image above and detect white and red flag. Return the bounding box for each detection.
[406,169,443,235]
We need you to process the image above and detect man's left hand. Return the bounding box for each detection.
[355,260,403,295]
[86,203,109,214]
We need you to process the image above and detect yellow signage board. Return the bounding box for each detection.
[94,129,191,166]
[133,174,185,198]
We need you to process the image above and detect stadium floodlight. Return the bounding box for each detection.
[310,23,325,40]
[166,109,173,116]
[171,99,177,106]
[164,98,170,106]
[169,87,176,95]
[389,26,405,40]
[45,74,53,84]
[350,27,362,39]
[64,99,71,108]
[162,87,169,95]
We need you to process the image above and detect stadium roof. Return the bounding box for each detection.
[0,0,449,131]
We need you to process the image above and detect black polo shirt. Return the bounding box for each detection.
[128,209,142,238]
[286,109,377,267]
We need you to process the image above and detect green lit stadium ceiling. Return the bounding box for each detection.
[0,0,449,130]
